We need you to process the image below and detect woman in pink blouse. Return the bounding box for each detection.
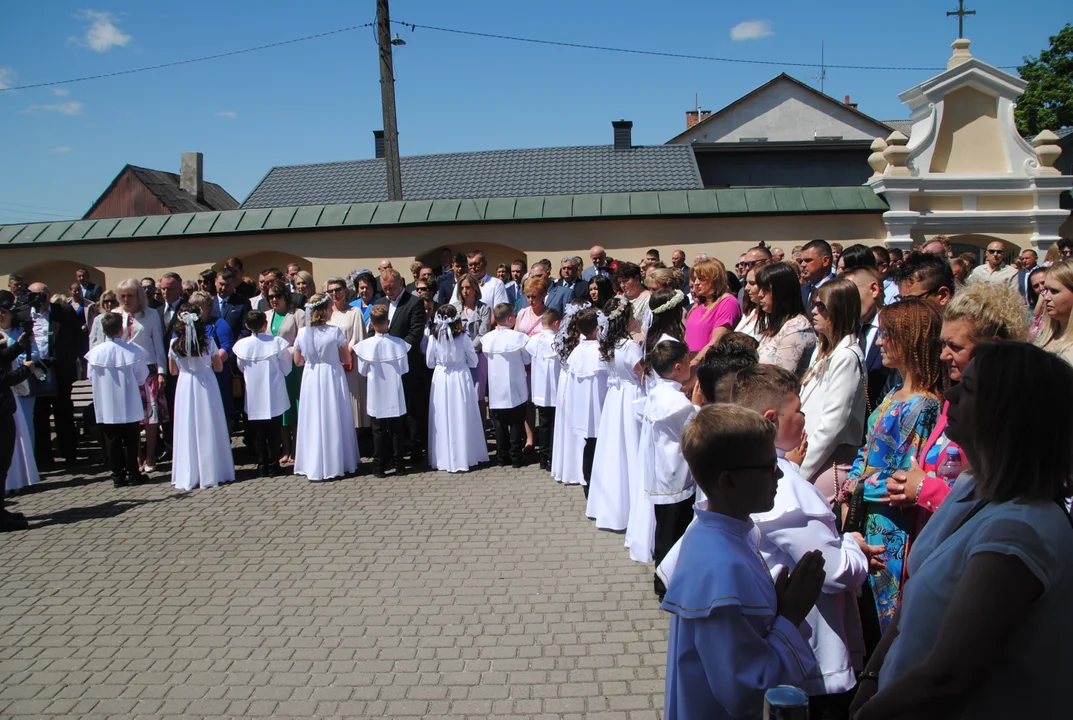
[684,259,742,362]
[514,277,549,336]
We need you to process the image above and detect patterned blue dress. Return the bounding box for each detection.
[846,388,939,632]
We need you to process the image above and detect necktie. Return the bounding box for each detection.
[859,324,870,355]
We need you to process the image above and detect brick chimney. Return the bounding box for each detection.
[373,130,385,159]
[180,152,204,203]
[686,110,712,130]
[612,120,633,150]
[843,95,858,110]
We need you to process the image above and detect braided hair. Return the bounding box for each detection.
[599,296,634,362]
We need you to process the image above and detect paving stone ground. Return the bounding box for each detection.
[0,438,668,719]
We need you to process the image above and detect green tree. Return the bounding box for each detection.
[1016,24,1073,136]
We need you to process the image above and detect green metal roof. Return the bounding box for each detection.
[0,187,887,247]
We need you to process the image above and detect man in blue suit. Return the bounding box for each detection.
[844,266,898,412]
[516,261,571,315]
[581,245,612,283]
[212,269,251,340]
[436,253,467,306]
[1016,248,1041,307]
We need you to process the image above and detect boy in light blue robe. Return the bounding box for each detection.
[662,403,826,720]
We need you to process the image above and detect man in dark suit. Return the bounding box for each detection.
[798,239,836,319]
[376,269,429,466]
[27,283,81,468]
[212,269,252,340]
[158,272,185,456]
[74,268,103,303]
[436,253,467,306]
[1016,248,1042,307]
[844,267,898,412]
[557,257,589,301]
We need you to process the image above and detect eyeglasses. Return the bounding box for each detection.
[266,294,282,300]
[327,287,347,294]
[985,249,1004,255]
[415,286,431,293]
[900,288,939,300]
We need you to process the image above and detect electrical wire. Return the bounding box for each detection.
[0,23,374,92]
[392,20,1019,72]
[0,201,82,216]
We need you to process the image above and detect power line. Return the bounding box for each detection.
[0,201,81,216]
[0,24,374,92]
[393,20,1020,72]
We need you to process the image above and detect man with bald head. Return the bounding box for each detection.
[771,247,785,262]
[670,249,690,293]
[969,240,1018,291]
[26,282,81,468]
[581,245,610,282]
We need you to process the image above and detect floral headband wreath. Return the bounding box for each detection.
[606,297,629,321]
[307,295,330,310]
[651,290,685,315]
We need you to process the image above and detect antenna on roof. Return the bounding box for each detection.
[807,41,827,94]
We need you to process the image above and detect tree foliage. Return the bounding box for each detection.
[1016,24,1073,136]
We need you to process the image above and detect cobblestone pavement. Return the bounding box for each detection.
[0,450,667,719]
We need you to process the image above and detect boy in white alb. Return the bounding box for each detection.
[482,303,531,468]
[566,308,608,497]
[663,404,825,720]
[85,312,150,488]
[355,304,410,478]
[637,338,696,599]
[526,309,561,471]
[234,310,293,477]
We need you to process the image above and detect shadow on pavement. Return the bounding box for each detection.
[25,494,187,529]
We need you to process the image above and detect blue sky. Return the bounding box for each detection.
[0,0,1066,224]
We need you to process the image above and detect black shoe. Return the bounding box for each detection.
[129,473,149,485]
[0,510,28,532]
[266,463,280,478]
[256,464,268,478]
[374,469,387,479]
[654,574,667,602]
[113,475,130,488]
[512,459,524,469]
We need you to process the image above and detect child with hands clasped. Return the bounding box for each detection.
[662,403,827,720]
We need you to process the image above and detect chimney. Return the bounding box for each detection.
[180,152,204,203]
[612,120,633,150]
[686,109,712,130]
[373,130,385,159]
[843,95,859,110]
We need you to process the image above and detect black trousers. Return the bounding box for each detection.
[653,493,696,568]
[0,406,15,510]
[403,364,429,459]
[162,373,179,449]
[536,406,555,465]
[248,416,283,469]
[101,422,141,479]
[33,380,76,465]
[491,403,526,464]
[372,415,406,471]
[582,437,597,498]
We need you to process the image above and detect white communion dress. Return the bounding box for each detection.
[6,396,38,493]
[170,337,235,491]
[426,331,489,473]
[293,325,360,481]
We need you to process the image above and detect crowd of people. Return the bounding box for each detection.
[2,237,1073,717]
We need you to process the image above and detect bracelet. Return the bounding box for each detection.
[859,671,879,684]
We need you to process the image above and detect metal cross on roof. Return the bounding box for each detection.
[947,0,976,39]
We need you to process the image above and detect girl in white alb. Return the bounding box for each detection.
[426,305,488,473]
[587,298,644,531]
[566,309,608,498]
[169,308,235,490]
[551,300,589,485]
[293,294,360,482]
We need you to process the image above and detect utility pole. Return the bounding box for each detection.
[377,0,403,201]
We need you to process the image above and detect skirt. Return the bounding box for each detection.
[140,372,170,425]
[283,365,302,427]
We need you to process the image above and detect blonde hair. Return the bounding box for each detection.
[188,290,213,313]
[691,258,729,298]
[944,281,1028,342]
[114,278,147,314]
[682,404,776,496]
[307,293,332,325]
[1036,260,1073,352]
[645,267,684,291]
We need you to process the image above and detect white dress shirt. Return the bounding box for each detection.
[30,307,50,359]
[481,327,531,409]
[478,274,509,309]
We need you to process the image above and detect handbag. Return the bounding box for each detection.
[26,364,56,397]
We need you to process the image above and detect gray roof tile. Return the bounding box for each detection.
[241,145,704,208]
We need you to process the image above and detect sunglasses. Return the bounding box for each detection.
[327,287,347,294]
[266,294,282,300]
[415,286,431,293]
[900,288,939,300]
[986,249,1004,255]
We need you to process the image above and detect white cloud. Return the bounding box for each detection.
[26,101,85,115]
[0,67,15,90]
[52,88,69,97]
[71,10,132,52]
[51,146,72,153]
[214,110,238,119]
[730,20,774,41]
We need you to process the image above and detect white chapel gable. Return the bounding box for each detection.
[672,76,890,144]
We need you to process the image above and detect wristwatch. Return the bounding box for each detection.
[859,671,880,684]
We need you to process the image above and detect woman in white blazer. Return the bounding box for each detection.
[799,277,868,501]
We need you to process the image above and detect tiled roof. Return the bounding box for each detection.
[127,166,239,214]
[881,120,913,137]
[0,187,889,247]
[241,145,704,208]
